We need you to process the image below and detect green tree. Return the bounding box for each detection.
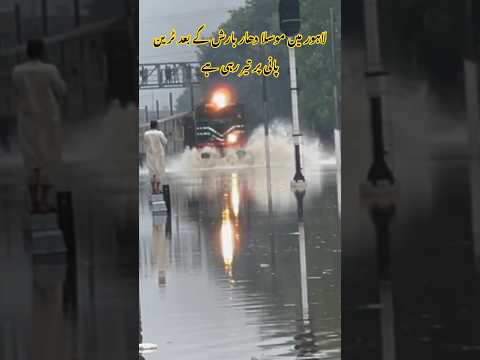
[176,0,340,142]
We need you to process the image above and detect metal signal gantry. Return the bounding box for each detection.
[139,62,202,90]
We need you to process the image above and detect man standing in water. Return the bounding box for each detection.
[144,120,168,194]
[12,38,67,213]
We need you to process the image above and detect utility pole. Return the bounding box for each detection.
[169,93,174,116]
[262,75,273,203]
[190,80,196,146]
[156,100,160,119]
[262,49,276,273]
[330,7,341,216]
[151,91,154,114]
[261,45,273,210]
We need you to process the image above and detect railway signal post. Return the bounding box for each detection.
[362,0,395,195]
[280,0,306,186]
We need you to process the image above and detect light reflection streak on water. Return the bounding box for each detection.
[221,172,242,279]
[231,172,240,217]
[221,207,234,276]
[152,223,168,286]
[139,169,340,360]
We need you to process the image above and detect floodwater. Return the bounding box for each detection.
[139,160,340,360]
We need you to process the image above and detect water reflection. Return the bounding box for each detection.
[220,173,242,278]
[33,256,68,359]
[231,173,240,217]
[221,207,235,276]
[295,190,310,323]
[152,223,169,287]
[139,168,340,360]
[294,189,323,360]
[368,199,396,360]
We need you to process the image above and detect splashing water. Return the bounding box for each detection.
[165,119,336,173]
[61,99,138,178]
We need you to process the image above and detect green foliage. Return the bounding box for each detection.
[176,0,340,140]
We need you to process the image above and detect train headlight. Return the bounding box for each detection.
[227,133,238,144]
[212,91,228,109]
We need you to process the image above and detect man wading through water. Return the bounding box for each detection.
[12,38,67,213]
[144,120,168,194]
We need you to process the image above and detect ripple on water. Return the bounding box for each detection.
[140,168,340,360]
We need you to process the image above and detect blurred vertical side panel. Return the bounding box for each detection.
[342,1,480,360]
[0,0,139,359]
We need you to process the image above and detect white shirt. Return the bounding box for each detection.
[12,60,67,169]
[144,129,168,178]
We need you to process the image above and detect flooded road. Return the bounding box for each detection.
[139,164,340,360]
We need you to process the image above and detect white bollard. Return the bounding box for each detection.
[139,342,158,354]
[150,193,168,215]
[29,213,67,256]
[152,213,168,226]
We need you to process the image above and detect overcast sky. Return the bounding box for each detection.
[139,0,246,110]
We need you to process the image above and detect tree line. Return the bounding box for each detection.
[176,0,340,143]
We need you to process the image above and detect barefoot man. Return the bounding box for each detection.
[12,38,67,213]
[144,120,168,194]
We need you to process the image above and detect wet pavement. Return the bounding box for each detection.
[139,164,340,360]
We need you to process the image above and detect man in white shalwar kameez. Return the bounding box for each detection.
[144,120,167,194]
[12,39,67,213]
